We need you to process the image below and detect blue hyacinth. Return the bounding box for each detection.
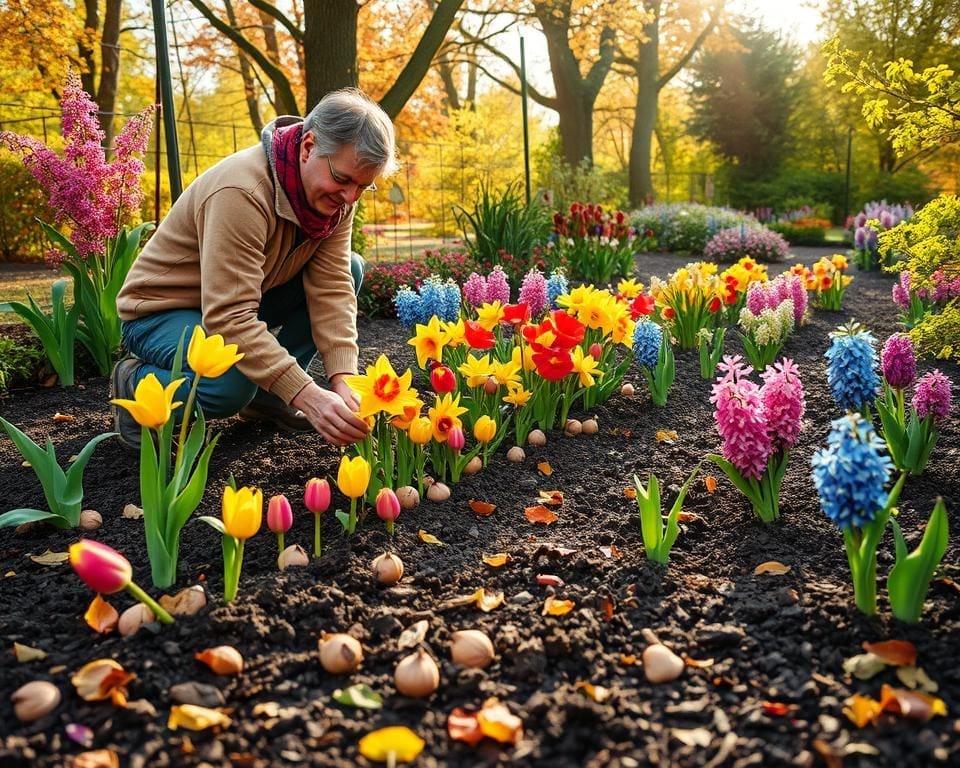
[811,414,893,531]
[825,324,880,411]
[547,269,568,308]
[633,319,662,370]
[418,276,445,324]
[394,287,422,328]
[439,279,461,322]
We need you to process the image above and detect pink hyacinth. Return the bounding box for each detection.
[463,272,486,309]
[745,282,771,315]
[711,355,774,480]
[913,370,952,423]
[519,268,548,317]
[760,358,806,452]
[486,266,511,304]
[881,333,916,390]
[784,274,807,325]
[892,272,911,309]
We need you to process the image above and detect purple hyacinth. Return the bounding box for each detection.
[462,272,486,309]
[913,370,953,423]
[880,334,916,390]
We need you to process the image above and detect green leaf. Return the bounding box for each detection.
[888,498,949,624]
[332,684,384,710]
[335,509,351,531]
[0,509,65,529]
[59,432,116,524]
[197,515,227,535]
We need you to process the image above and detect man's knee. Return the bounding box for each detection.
[350,251,366,295]
[197,368,259,419]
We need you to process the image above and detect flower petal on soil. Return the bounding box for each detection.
[72,659,135,707]
[53,412,76,423]
[167,704,232,731]
[704,475,718,493]
[482,553,510,568]
[159,585,206,616]
[447,707,485,745]
[575,682,611,703]
[620,654,638,666]
[398,619,429,650]
[332,683,383,710]
[358,725,425,763]
[761,701,798,716]
[524,505,557,524]
[682,655,715,668]
[623,486,637,499]
[446,588,505,612]
[862,640,917,667]
[468,500,496,516]
[601,596,615,621]
[895,666,939,693]
[843,693,883,727]
[73,749,120,768]
[843,653,888,680]
[599,544,622,558]
[84,595,119,634]
[536,574,564,587]
[878,684,947,721]
[753,561,791,576]
[30,550,69,566]
[418,529,444,545]
[66,723,95,747]
[476,699,523,744]
[542,596,575,616]
[537,461,553,476]
[538,490,564,506]
[655,429,678,443]
[676,511,704,523]
[13,642,47,662]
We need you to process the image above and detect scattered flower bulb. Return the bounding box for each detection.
[565,419,582,435]
[462,456,483,475]
[395,648,440,698]
[78,510,102,531]
[395,486,420,509]
[642,643,684,683]
[506,447,525,463]
[11,680,60,722]
[277,544,310,570]
[371,552,404,585]
[118,603,155,637]
[426,482,451,502]
[581,418,599,434]
[195,645,244,676]
[527,430,547,447]
[621,382,635,397]
[319,633,363,674]
[450,629,495,669]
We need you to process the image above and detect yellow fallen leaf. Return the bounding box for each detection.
[167,704,232,731]
[575,681,611,702]
[159,585,207,616]
[754,561,791,575]
[84,595,119,634]
[357,725,425,763]
[72,659,135,707]
[476,698,523,745]
[446,588,505,612]
[13,642,48,662]
[418,529,443,546]
[30,550,70,566]
[482,553,511,568]
[843,693,883,727]
[542,596,575,616]
[655,429,678,443]
[537,461,553,476]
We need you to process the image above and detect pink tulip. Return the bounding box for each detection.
[267,494,293,534]
[447,426,465,452]
[589,342,603,360]
[304,478,331,514]
[69,539,132,594]
[376,487,401,535]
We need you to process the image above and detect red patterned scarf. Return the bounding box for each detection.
[271,122,342,240]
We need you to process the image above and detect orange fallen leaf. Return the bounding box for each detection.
[418,529,444,546]
[468,500,496,517]
[761,701,798,717]
[72,659,135,707]
[682,655,715,668]
[843,693,883,727]
[862,640,917,667]
[575,681,611,703]
[524,505,557,525]
[601,596,615,621]
[536,574,564,587]
[84,596,119,634]
[73,749,119,768]
[620,654,638,666]
[447,707,484,746]
[537,461,553,476]
[476,698,523,745]
[53,412,76,423]
[542,596,575,616]
[676,511,704,523]
[538,490,564,506]
[754,561,791,576]
[195,646,244,675]
[655,429,678,443]
[878,684,947,721]
[168,704,232,731]
[623,486,637,499]
[599,544,622,559]
[482,553,510,568]
[704,475,717,493]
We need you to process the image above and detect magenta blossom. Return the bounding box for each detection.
[519,268,548,318]
[913,370,953,423]
[881,333,916,390]
[760,358,806,452]
[892,272,912,310]
[710,355,774,480]
[486,266,511,305]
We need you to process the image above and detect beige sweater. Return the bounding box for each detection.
[117,129,358,405]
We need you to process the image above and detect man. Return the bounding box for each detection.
[113,88,397,449]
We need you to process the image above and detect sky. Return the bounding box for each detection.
[730,0,826,48]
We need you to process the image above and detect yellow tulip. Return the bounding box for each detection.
[110,373,185,431]
[407,416,434,445]
[337,455,371,499]
[222,485,263,540]
[187,326,244,379]
[473,415,497,444]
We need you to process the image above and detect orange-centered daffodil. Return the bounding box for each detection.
[344,354,420,420]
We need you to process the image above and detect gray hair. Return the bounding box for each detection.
[303,88,398,177]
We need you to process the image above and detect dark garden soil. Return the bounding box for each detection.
[0,248,958,768]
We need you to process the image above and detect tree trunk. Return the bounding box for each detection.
[630,19,659,207]
[224,0,263,135]
[79,0,97,97]
[97,0,122,148]
[304,0,358,111]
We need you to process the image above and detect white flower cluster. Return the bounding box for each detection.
[739,299,794,346]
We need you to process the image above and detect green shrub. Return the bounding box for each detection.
[0,158,48,262]
[631,203,759,254]
[879,194,960,361]
[0,333,43,389]
[767,220,829,244]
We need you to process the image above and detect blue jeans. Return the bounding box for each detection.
[120,253,365,418]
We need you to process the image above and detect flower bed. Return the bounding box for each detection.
[0,251,957,767]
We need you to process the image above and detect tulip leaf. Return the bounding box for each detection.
[0,508,64,529]
[197,515,226,535]
[888,498,949,624]
[335,509,351,531]
[332,683,383,710]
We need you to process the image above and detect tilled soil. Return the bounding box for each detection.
[0,248,957,768]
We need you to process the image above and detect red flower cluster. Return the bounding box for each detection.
[521,310,586,381]
[552,202,631,241]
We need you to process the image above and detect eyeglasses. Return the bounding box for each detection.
[324,154,377,195]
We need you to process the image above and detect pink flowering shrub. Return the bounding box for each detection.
[703,226,789,264]
[358,250,479,318]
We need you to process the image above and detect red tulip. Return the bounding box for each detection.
[267,494,293,534]
[463,320,495,350]
[630,294,655,319]
[502,303,531,327]
[430,365,457,393]
[69,539,132,594]
[304,478,331,514]
[532,348,574,381]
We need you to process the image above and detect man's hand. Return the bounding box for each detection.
[291,379,368,446]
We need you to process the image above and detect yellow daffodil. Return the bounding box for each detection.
[617,278,644,299]
[390,400,424,430]
[491,358,522,387]
[428,393,468,442]
[110,373,185,431]
[831,254,848,270]
[473,415,497,444]
[443,318,466,347]
[407,416,434,445]
[344,354,420,420]
[187,326,244,379]
[474,301,505,331]
[556,284,592,316]
[222,485,263,541]
[458,353,494,388]
[577,292,616,336]
[337,455,371,499]
[503,382,532,407]
[511,344,536,373]
[408,316,448,369]
[571,347,602,388]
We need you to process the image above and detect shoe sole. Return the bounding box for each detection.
[110,357,143,452]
